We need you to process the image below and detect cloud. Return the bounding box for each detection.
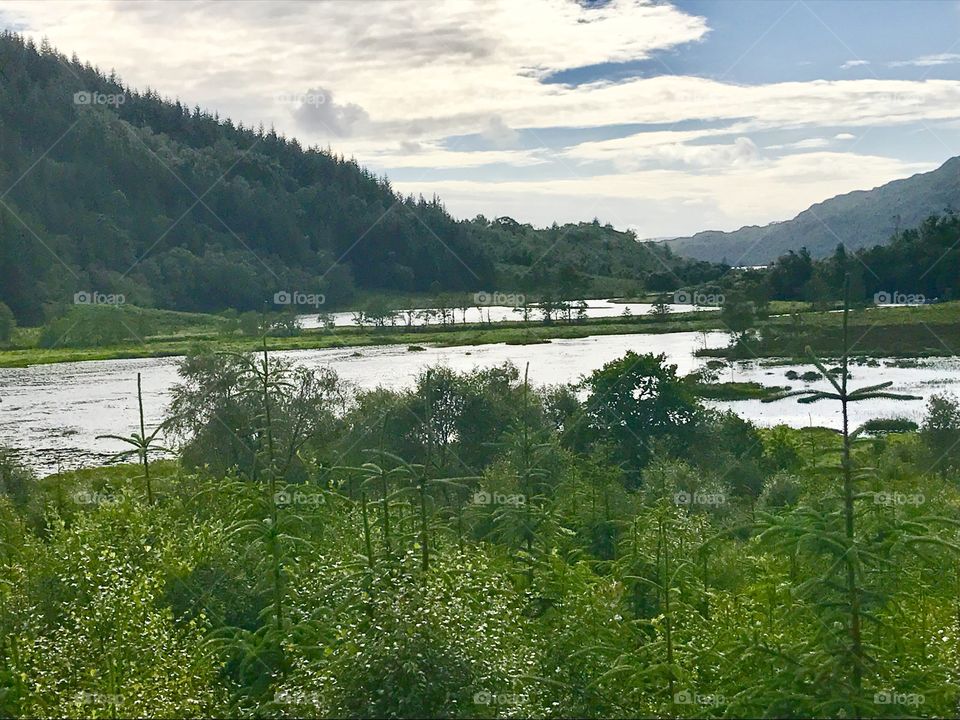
[9,1,960,148]
[289,86,369,137]
[395,152,935,236]
[0,10,30,31]
[834,132,856,140]
[480,116,521,149]
[363,145,546,169]
[564,130,761,171]
[1,0,709,142]
[765,137,830,150]
[890,53,960,67]
[841,59,870,69]
[399,140,425,154]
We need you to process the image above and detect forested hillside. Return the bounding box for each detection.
[0,32,716,326]
[722,213,960,306]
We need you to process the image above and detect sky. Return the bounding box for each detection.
[4,0,960,238]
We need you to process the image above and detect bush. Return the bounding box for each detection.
[40,306,151,348]
[0,449,32,507]
[759,472,802,508]
[0,301,15,343]
[283,553,527,718]
[859,417,919,436]
[920,393,960,477]
[9,501,228,717]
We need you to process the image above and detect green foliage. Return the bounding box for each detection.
[0,302,14,343]
[166,350,343,479]
[758,471,802,509]
[689,379,786,401]
[6,498,228,717]
[719,291,757,346]
[0,32,488,323]
[282,552,528,718]
[2,343,958,718]
[96,373,167,504]
[39,306,152,348]
[920,393,960,478]
[719,213,960,307]
[581,351,703,480]
[0,448,32,507]
[756,280,953,716]
[761,425,804,473]
[859,416,919,436]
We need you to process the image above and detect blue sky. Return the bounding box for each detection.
[5,0,960,237]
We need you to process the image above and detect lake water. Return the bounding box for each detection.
[1,330,956,475]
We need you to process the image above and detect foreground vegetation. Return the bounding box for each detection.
[2,337,959,718]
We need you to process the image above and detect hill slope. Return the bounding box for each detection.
[667,156,960,264]
[0,32,715,325]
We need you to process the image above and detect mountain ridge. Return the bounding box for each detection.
[666,156,960,264]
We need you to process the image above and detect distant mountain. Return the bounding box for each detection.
[667,156,960,264]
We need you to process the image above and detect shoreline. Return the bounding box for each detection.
[2,301,960,368]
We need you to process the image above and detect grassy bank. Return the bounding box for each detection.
[703,302,960,360]
[0,305,730,368]
[689,380,790,401]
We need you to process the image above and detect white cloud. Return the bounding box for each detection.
[841,59,870,69]
[765,137,830,150]
[3,0,709,141]
[890,52,960,67]
[834,132,856,140]
[563,130,761,171]
[13,0,960,148]
[396,152,935,236]
[479,116,521,149]
[289,87,370,137]
[363,145,547,169]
